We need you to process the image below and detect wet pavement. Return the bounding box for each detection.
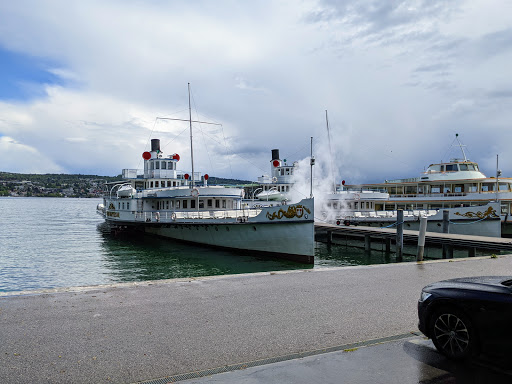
[2,255,512,384]
[173,336,512,384]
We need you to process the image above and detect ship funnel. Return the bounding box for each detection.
[151,139,161,152]
[271,149,280,160]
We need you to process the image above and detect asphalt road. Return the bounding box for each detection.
[1,255,512,384]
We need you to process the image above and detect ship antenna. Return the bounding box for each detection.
[455,133,468,161]
[188,83,195,187]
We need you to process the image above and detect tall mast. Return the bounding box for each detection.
[496,154,501,202]
[325,110,336,193]
[188,83,195,187]
[310,137,314,198]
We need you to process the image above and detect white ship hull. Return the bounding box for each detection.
[337,203,501,237]
[100,198,315,263]
[144,221,313,261]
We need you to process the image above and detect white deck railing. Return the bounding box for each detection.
[133,208,262,223]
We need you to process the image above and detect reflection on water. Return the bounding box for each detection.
[97,223,309,282]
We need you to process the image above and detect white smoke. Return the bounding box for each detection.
[288,134,352,223]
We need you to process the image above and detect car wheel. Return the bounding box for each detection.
[429,307,476,360]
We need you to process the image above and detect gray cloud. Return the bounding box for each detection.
[0,0,511,182]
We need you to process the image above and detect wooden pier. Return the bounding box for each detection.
[314,222,512,256]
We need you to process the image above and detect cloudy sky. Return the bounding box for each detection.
[1,0,511,184]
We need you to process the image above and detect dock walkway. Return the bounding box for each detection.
[2,255,512,383]
[315,222,512,252]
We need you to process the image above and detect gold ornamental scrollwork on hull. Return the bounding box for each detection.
[454,206,499,219]
[266,205,312,220]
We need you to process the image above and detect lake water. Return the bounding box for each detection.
[0,197,420,293]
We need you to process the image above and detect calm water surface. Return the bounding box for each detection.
[0,197,416,293]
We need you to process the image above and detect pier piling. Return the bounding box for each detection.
[417,216,428,261]
[396,210,403,261]
[364,235,371,252]
[442,210,451,258]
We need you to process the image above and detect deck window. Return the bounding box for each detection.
[404,186,417,194]
[445,164,457,172]
[431,186,441,193]
[155,162,160,169]
[199,200,204,209]
[183,200,188,209]
[466,184,478,192]
[215,200,220,208]
[222,200,226,208]
[207,199,213,207]
[459,164,468,171]
[155,181,159,187]
[161,162,166,170]
[499,183,509,191]
[191,200,196,209]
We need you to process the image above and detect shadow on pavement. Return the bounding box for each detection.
[403,338,512,384]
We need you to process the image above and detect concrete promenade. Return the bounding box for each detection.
[1,255,512,383]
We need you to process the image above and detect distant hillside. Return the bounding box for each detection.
[0,172,123,183]
[0,172,124,197]
[0,171,255,197]
[207,176,255,185]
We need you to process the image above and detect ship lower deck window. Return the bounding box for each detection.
[155,181,159,187]
[215,200,220,208]
[191,200,196,209]
[183,200,188,209]
[222,200,226,208]
[199,200,204,209]
[207,199,212,207]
